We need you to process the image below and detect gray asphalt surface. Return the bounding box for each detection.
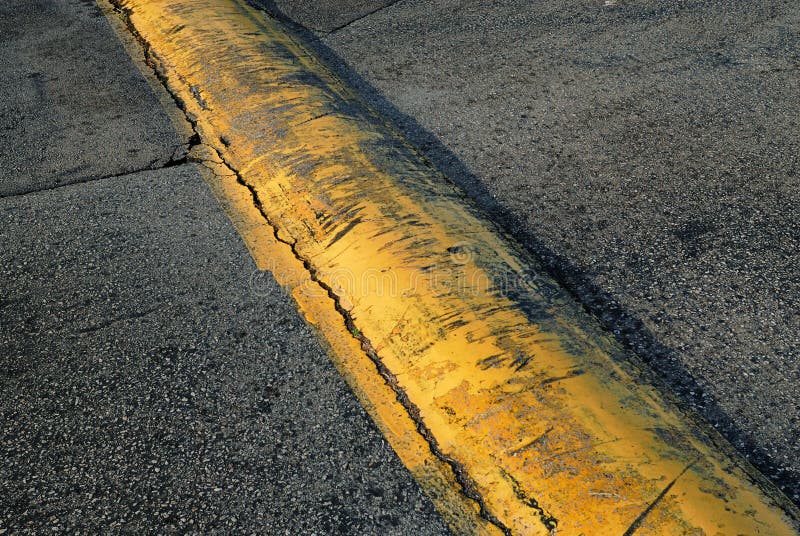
[0,1,450,533]
[260,0,800,502]
[0,0,184,196]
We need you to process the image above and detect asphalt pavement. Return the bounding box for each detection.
[0,0,183,196]
[263,0,800,502]
[0,0,450,533]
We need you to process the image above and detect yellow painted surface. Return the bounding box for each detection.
[106,0,800,533]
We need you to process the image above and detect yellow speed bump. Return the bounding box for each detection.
[105,0,799,533]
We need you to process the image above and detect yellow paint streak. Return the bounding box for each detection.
[108,0,800,534]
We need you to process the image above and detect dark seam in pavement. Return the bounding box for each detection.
[292,110,336,127]
[622,459,697,536]
[72,304,165,336]
[252,0,405,34]
[322,0,405,34]
[107,2,514,533]
[0,159,192,199]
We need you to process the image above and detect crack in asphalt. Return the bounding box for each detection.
[0,154,192,199]
[73,304,165,335]
[250,0,406,34]
[322,0,405,35]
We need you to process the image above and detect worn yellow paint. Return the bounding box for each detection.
[105,0,800,533]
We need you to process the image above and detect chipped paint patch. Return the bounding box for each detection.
[103,0,800,533]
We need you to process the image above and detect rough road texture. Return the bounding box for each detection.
[257,0,800,501]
